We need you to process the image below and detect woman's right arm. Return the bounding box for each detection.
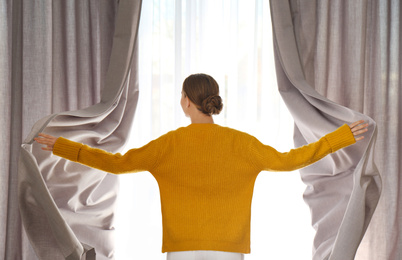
[35,134,163,174]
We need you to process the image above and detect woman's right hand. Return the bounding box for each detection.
[34,133,58,151]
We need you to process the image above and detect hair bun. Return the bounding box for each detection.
[201,95,223,115]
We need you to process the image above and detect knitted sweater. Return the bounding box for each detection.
[53,123,356,254]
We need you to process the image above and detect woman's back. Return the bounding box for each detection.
[152,124,259,253]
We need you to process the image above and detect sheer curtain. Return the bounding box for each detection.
[115,0,315,259]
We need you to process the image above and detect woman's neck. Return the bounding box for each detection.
[190,113,214,124]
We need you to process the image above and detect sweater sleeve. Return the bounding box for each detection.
[53,136,164,174]
[249,124,356,172]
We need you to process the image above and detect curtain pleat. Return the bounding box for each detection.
[269,1,382,259]
[16,0,142,259]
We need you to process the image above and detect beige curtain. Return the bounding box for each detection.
[269,0,392,259]
[1,0,141,259]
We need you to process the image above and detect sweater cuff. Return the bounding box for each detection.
[325,124,356,153]
[53,137,83,162]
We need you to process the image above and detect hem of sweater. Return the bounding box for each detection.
[53,137,83,162]
[324,124,356,153]
[162,241,250,254]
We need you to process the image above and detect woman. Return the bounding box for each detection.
[35,73,368,260]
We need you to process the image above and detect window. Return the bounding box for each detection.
[115,1,314,259]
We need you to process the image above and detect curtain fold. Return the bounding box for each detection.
[285,1,402,259]
[11,0,142,259]
[269,1,382,259]
[3,1,118,258]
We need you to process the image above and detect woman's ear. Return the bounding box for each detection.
[185,96,191,108]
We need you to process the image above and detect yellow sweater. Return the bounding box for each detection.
[53,123,355,254]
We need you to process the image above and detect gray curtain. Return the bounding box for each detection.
[269,0,390,259]
[1,0,142,259]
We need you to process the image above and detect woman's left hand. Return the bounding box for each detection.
[349,120,369,141]
[34,133,58,151]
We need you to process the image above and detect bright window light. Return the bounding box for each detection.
[115,0,314,259]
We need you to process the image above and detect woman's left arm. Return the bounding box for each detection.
[249,120,368,172]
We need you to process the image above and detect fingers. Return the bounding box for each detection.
[352,127,368,136]
[34,133,57,151]
[35,133,56,141]
[355,136,364,141]
[34,136,52,145]
[41,146,53,151]
[350,121,369,133]
[38,133,57,139]
[349,120,369,142]
[349,120,365,129]
[37,133,57,141]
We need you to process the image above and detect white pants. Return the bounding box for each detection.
[166,251,244,260]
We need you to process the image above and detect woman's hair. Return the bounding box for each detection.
[182,73,223,116]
